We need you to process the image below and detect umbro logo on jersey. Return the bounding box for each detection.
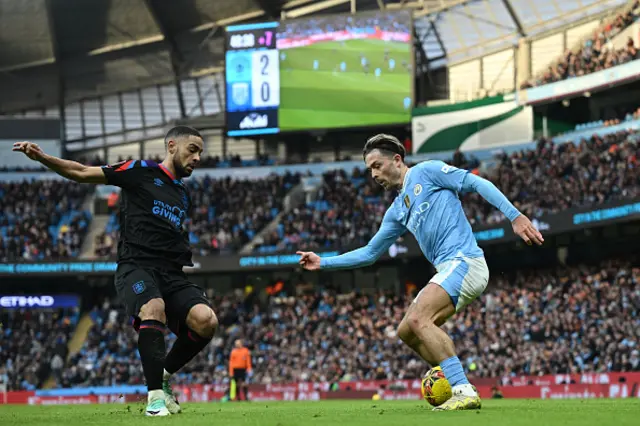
[154,178,164,187]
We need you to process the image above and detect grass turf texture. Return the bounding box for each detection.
[279,38,411,130]
[2,399,639,426]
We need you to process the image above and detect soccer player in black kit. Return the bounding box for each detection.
[13,126,218,416]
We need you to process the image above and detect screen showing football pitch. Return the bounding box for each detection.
[277,10,413,131]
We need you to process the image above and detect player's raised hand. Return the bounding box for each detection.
[512,214,544,246]
[13,141,45,161]
[296,251,321,271]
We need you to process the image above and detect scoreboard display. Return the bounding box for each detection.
[225,22,280,137]
[225,11,412,135]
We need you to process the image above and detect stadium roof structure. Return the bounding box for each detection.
[0,0,629,113]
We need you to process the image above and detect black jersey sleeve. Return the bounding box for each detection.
[101,160,146,188]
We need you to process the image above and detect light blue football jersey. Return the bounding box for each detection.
[389,160,484,265]
[321,160,520,269]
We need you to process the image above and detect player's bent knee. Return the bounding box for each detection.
[396,317,420,347]
[405,310,436,333]
[186,304,218,338]
[396,319,416,345]
[139,298,166,322]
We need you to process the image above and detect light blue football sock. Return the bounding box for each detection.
[440,355,470,387]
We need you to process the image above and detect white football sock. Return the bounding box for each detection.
[452,383,477,397]
[148,389,165,403]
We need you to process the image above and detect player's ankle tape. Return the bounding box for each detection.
[139,320,166,333]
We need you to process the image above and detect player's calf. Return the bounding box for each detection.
[163,304,218,414]
[397,284,454,364]
[165,305,217,371]
[137,298,169,413]
[401,284,478,399]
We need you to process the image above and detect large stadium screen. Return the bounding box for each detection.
[225,10,413,136]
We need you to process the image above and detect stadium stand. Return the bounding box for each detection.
[463,129,640,226]
[4,121,638,261]
[521,0,640,88]
[40,255,638,389]
[0,180,92,261]
[257,168,396,253]
[257,128,640,252]
[574,106,640,131]
[0,308,80,391]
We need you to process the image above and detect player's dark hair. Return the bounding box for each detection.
[363,133,406,161]
[164,126,203,150]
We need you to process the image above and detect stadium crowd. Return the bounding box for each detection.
[187,172,302,255]
[0,308,79,391]
[8,256,632,391]
[463,129,640,226]
[3,126,638,260]
[257,167,396,252]
[257,129,640,252]
[0,180,92,262]
[521,0,640,88]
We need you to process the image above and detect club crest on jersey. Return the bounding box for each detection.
[404,194,410,208]
[132,281,146,295]
[414,184,422,196]
[154,178,164,187]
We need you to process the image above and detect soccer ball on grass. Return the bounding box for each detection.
[421,366,452,407]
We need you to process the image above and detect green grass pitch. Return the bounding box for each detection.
[279,38,412,131]
[2,399,639,426]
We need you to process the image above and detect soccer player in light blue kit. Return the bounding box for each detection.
[297,134,544,411]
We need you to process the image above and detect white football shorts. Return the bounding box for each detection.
[414,254,489,312]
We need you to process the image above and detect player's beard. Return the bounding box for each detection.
[173,155,192,178]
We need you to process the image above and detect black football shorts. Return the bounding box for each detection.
[115,262,210,334]
[233,368,247,382]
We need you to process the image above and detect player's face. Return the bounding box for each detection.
[365,150,402,190]
[172,136,204,178]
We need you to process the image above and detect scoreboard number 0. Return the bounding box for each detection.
[261,82,270,102]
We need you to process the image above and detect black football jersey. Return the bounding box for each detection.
[101,160,193,268]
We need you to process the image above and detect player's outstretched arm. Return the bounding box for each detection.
[13,141,107,184]
[421,161,544,245]
[297,208,405,271]
[460,172,544,246]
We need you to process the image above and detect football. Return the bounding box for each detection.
[421,366,452,407]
